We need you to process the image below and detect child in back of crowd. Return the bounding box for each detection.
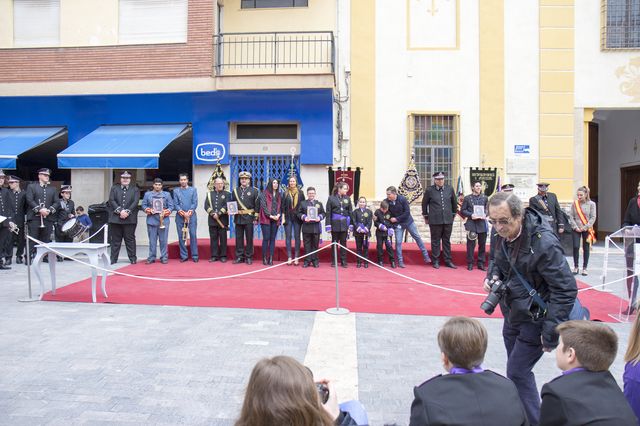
[409,316,527,426]
[373,200,396,268]
[74,206,93,242]
[540,320,637,426]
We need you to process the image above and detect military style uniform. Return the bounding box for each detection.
[53,188,76,244]
[25,179,57,258]
[0,185,13,267]
[204,188,231,262]
[297,198,325,267]
[373,209,395,267]
[7,178,26,263]
[231,184,260,263]
[173,186,199,262]
[108,181,140,264]
[422,178,458,267]
[351,207,373,267]
[326,194,353,266]
[528,185,565,236]
[460,192,489,270]
[142,189,173,263]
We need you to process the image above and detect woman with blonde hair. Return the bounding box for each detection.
[623,313,640,422]
[235,356,339,426]
[567,186,597,275]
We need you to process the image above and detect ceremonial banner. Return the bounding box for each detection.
[469,168,498,196]
[334,169,355,197]
[398,156,424,204]
[206,161,227,191]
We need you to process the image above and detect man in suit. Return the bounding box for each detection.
[529,182,565,236]
[0,170,14,269]
[108,171,140,264]
[422,171,458,269]
[410,317,527,426]
[297,186,325,268]
[623,180,640,315]
[205,177,231,263]
[142,178,173,264]
[461,181,489,271]
[25,168,58,261]
[7,175,26,264]
[173,173,199,263]
[540,320,636,425]
[231,171,260,264]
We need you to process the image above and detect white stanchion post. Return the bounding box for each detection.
[104,224,108,245]
[18,224,38,302]
[601,236,613,293]
[326,243,349,315]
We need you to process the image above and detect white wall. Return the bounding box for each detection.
[504,0,539,198]
[575,0,640,108]
[374,0,480,200]
[597,110,640,232]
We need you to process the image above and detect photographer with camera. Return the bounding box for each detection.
[482,192,577,426]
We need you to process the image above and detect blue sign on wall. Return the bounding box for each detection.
[0,89,334,166]
[514,144,530,154]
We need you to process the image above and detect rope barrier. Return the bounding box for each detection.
[77,224,107,244]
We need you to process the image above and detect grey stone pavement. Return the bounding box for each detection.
[0,243,634,425]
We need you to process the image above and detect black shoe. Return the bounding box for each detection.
[233,258,244,264]
[209,257,218,263]
[263,257,267,265]
[5,258,11,266]
[161,259,168,264]
[268,257,273,266]
[313,261,319,268]
[146,259,155,264]
[391,260,397,269]
[43,256,49,263]
[0,263,10,270]
[220,257,227,263]
[246,258,253,265]
[363,262,369,269]
[57,256,64,262]
[111,259,117,265]
[193,259,199,263]
[356,261,361,268]
[432,261,440,269]
[445,261,457,269]
[16,257,23,264]
[180,258,188,263]
[302,262,309,268]
[130,259,137,265]
[341,261,348,268]
[468,264,473,271]
[477,264,485,271]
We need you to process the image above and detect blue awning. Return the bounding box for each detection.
[57,124,189,169]
[0,127,66,169]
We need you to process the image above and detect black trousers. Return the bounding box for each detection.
[209,225,228,260]
[235,223,254,259]
[27,219,53,256]
[571,230,590,268]
[331,231,347,264]
[354,234,369,260]
[0,227,10,259]
[430,223,453,262]
[466,232,487,266]
[110,223,137,263]
[302,232,320,264]
[376,235,394,263]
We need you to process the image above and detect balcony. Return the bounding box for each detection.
[214,31,335,77]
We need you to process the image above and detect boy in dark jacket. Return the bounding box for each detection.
[373,200,395,268]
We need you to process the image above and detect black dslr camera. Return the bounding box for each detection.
[480,279,507,315]
[316,383,329,404]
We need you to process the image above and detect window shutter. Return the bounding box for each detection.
[13,0,60,47]
[119,0,188,45]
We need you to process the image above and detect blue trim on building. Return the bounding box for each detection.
[0,89,334,166]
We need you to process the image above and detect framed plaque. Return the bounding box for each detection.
[227,201,238,216]
[307,205,318,221]
[473,205,486,219]
[152,198,164,214]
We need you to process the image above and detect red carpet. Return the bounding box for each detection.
[42,243,624,322]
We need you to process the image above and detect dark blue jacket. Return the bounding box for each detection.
[386,194,414,226]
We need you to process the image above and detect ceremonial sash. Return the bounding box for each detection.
[574,200,596,244]
[233,188,255,216]
[207,192,225,228]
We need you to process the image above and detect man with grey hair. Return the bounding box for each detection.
[483,191,577,426]
[205,177,231,263]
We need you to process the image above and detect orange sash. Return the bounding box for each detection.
[574,200,596,244]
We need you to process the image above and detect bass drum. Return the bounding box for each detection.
[61,218,89,239]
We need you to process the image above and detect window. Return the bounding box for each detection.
[119,0,187,45]
[241,0,308,9]
[410,115,459,188]
[236,124,298,140]
[13,0,60,47]
[602,0,640,49]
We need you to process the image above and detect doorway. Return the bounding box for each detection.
[621,165,640,225]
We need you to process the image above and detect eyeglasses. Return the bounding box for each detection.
[488,217,513,226]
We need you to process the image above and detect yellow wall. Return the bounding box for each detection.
[222,0,335,33]
[60,0,118,47]
[539,0,575,201]
[0,0,14,48]
[350,0,375,198]
[479,0,505,170]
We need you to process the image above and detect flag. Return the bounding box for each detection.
[495,175,502,193]
[456,175,465,217]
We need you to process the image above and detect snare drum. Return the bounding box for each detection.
[61,217,89,239]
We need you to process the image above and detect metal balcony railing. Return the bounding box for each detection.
[214,31,335,76]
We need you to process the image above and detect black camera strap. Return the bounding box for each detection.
[500,237,548,312]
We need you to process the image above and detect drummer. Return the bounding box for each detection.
[53,185,76,246]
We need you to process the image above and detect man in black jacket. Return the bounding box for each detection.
[7,175,26,264]
[484,191,577,426]
[25,168,58,260]
[0,170,14,269]
[205,177,231,263]
[108,171,140,264]
[385,186,430,268]
[231,171,260,264]
[528,182,565,236]
[422,171,458,269]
